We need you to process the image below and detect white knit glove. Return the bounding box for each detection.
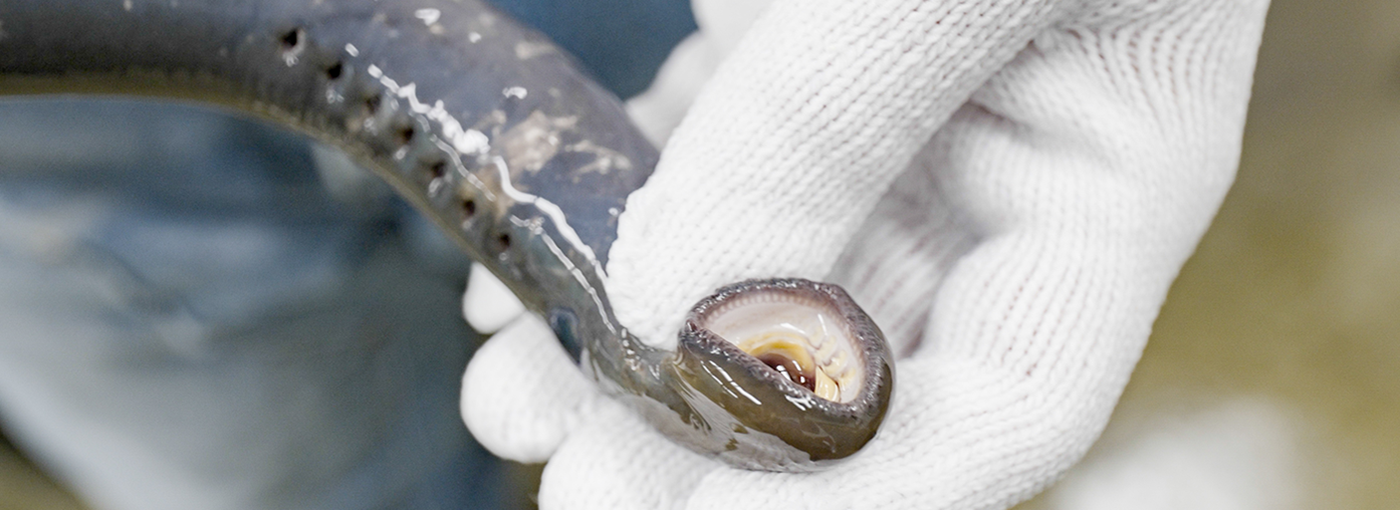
[462,0,1271,508]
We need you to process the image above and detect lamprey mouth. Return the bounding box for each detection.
[696,283,866,403]
[667,278,895,469]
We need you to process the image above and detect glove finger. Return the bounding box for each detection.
[690,0,773,56]
[624,32,725,147]
[604,0,1065,345]
[538,400,717,510]
[919,0,1270,369]
[462,263,526,334]
[460,313,592,463]
[623,0,773,147]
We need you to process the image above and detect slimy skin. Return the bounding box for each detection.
[0,0,893,471]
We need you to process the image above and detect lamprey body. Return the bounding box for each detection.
[0,0,892,470]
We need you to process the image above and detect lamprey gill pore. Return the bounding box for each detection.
[0,0,893,470]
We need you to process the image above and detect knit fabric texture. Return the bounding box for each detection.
[462,0,1272,508]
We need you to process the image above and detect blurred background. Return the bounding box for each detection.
[1017,0,1400,508]
[2,0,1398,508]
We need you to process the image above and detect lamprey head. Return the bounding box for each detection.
[665,278,894,471]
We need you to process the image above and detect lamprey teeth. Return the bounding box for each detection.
[812,366,839,401]
[688,279,871,404]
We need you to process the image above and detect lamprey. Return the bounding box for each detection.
[0,0,893,470]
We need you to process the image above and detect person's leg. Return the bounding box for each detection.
[0,101,494,510]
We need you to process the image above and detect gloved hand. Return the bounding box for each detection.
[462,0,1271,508]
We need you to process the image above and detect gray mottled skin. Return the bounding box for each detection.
[0,0,891,471]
